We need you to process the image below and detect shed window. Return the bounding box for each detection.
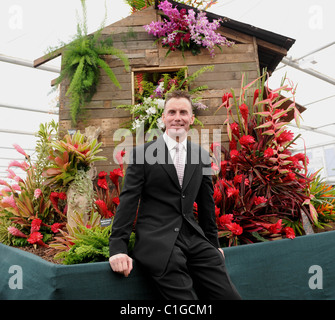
[132,67,187,104]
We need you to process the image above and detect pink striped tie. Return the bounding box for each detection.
[174,143,184,187]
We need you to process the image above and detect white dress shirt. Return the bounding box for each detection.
[163,132,187,165]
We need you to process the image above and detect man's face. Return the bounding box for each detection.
[162,97,195,141]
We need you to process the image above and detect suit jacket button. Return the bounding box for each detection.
[174,228,179,232]
[181,194,186,199]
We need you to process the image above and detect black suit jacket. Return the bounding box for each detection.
[109,135,219,276]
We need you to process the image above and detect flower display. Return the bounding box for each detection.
[144,0,233,57]
[208,73,321,246]
[0,122,66,248]
[118,65,213,139]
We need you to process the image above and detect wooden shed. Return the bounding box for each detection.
[34,0,298,174]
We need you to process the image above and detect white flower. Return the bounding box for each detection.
[157,117,165,130]
[156,99,165,109]
[132,118,144,130]
[143,97,153,105]
[146,107,157,115]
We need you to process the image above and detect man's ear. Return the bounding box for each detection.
[190,113,195,125]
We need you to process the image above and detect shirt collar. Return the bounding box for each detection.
[163,132,187,151]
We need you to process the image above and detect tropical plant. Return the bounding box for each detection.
[208,72,317,246]
[0,122,66,248]
[309,173,335,229]
[52,0,130,125]
[144,0,233,57]
[43,130,106,188]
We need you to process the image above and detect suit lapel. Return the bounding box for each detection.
[155,135,181,190]
[182,141,198,191]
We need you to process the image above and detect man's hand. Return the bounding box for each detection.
[218,248,225,258]
[109,253,133,277]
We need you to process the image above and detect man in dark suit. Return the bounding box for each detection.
[109,90,241,300]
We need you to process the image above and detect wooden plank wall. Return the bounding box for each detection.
[58,6,259,175]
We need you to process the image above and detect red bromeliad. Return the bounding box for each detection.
[209,73,317,246]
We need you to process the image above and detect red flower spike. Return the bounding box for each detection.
[239,135,255,147]
[264,148,274,158]
[239,103,249,123]
[109,168,124,186]
[283,227,295,239]
[253,89,259,105]
[226,223,243,235]
[268,219,282,234]
[31,219,42,233]
[27,232,43,244]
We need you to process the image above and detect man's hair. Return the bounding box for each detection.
[164,90,193,110]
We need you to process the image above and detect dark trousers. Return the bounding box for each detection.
[152,222,242,300]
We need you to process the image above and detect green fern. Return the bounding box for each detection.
[53,0,129,125]
[53,222,136,265]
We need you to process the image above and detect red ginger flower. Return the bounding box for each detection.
[227,187,239,198]
[213,185,222,205]
[230,149,239,159]
[98,171,108,190]
[239,135,255,146]
[253,89,259,105]
[31,218,42,233]
[112,197,120,206]
[230,122,240,138]
[254,196,267,206]
[109,168,124,186]
[226,222,243,235]
[283,172,296,182]
[221,93,233,106]
[220,161,228,176]
[239,103,249,123]
[283,226,295,239]
[277,130,294,145]
[27,231,43,244]
[229,137,237,150]
[268,219,282,234]
[51,223,62,233]
[264,148,274,158]
[95,199,113,218]
[217,214,234,229]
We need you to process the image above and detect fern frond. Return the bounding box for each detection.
[97,58,121,89]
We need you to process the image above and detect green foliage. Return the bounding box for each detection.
[34,120,59,190]
[309,173,335,228]
[52,0,129,125]
[123,0,155,13]
[0,217,13,245]
[54,225,112,264]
